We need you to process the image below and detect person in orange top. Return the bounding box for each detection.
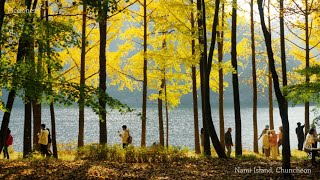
[269,130,278,160]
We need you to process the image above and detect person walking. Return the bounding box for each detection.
[296,122,305,151]
[118,125,130,148]
[225,128,233,158]
[38,124,50,157]
[258,125,269,153]
[3,129,13,159]
[269,130,278,159]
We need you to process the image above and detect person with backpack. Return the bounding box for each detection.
[118,125,131,148]
[3,129,13,159]
[38,124,50,157]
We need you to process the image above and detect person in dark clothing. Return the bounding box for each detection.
[296,122,305,151]
[225,128,233,158]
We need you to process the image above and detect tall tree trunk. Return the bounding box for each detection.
[250,0,258,153]
[141,0,147,147]
[164,74,169,148]
[158,79,165,146]
[257,0,291,178]
[197,0,210,156]
[198,0,226,158]
[304,0,310,136]
[0,0,6,53]
[50,103,58,158]
[231,0,242,156]
[191,67,200,153]
[217,3,225,151]
[280,0,288,115]
[23,0,37,158]
[45,0,57,158]
[267,0,274,130]
[23,102,32,158]
[32,1,45,151]
[32,101,41,151]
[78,0,87,148]
[0,0,34,154]
[99,19,107,144]
[190,0,200,154]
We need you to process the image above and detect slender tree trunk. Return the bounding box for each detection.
[191,66,200,153]
[198,0,226,158]
[190,0,200,154]
[257,1,291,178]
[250,0,258,153]
[217,3,225,151]
[280,0,288,114]
[99,19,107,144]
[0,0,5,33]
[32,1,45,151]
[50,103,58,158]
[158,79,165,146]
[0,0,6,53]
[197,0,210,156]
[78,0,87,147]
[141,0,147,147]
[231,0,242,156]
[304,0,310,136]
[45,0,57,158]
[23,102,32,158]
[267,0,274,130]
[164,74,169,148]
[23,0,37,158]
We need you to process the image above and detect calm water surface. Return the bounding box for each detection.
[0,106,315,152]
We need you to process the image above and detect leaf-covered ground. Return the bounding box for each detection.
[0,158,319,179]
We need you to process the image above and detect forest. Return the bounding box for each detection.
[1,0,320,179]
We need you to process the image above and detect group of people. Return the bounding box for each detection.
[258,125,282,159]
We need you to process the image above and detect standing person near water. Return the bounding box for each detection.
[224,128,233,158]
[3,129,13,159]
[118,125,130,148]
[296,122,305,151]
[258,125,270,153]
[262,131,270,158]
[269,130,278,159]
[38,124,50,157]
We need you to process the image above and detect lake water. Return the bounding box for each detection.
[0,106,316,152]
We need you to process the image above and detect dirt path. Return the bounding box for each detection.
[0,158,319,179]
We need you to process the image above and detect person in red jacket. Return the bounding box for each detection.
[4,129,13,159]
